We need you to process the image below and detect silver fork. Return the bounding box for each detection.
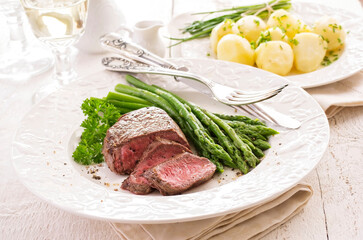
[100,33,301,129]
[102,56,287,106]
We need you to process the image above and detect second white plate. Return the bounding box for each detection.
[168,2,363,88]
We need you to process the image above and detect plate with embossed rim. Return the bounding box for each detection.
[168,1,363,88]
[12,58,329,223]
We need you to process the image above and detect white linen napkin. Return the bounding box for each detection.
[110,183,312,240]
[306,71,363,118]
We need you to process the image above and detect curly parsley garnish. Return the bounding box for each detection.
[72,98,121,165]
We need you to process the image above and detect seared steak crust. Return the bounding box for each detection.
[121,138,192,195]
[102,107,189,174]
[144,152,216,196]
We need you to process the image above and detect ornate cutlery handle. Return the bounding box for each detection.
[100,32,177,69]
[102,56,215,90]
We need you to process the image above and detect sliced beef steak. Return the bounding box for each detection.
[121,139,192,195]
[102,107,189,175]
[144,152,216,195]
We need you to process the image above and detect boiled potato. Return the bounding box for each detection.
[255,41,293,76]
[313,16,345,51]
[232,15,266,42]
[217,34,254,66]
[293,32,327,73]
[267,9,311,39]
[256,27,289,47]
[210,19,238,53]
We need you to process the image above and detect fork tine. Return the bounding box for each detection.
[233,84,288,96]
[230,90,279,99]
[226,88,282,105]
[230,84,288,99]
[228,88,282,101]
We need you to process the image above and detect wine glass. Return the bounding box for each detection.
[0,0,53,80]
[20,0,89,102]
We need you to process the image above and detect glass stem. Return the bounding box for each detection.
[53,47,76,85]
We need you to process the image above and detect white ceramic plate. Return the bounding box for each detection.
[12,58,329,223]
[168,2,363,88]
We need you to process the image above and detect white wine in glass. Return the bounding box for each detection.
[20,0,89,102]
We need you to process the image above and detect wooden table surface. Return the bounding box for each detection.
[1,0,362,239]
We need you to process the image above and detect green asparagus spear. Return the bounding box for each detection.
[234,127,267,141]
[106,91,152,105]
[234,131,271,152]
[214,113,266,126]
[114,84,179,120]
[106,99,151,110]
[202,110,259,168]
[229,122,273,154]
[241,139,264,159]
[253,139,271,151]
[227,121,278,137]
